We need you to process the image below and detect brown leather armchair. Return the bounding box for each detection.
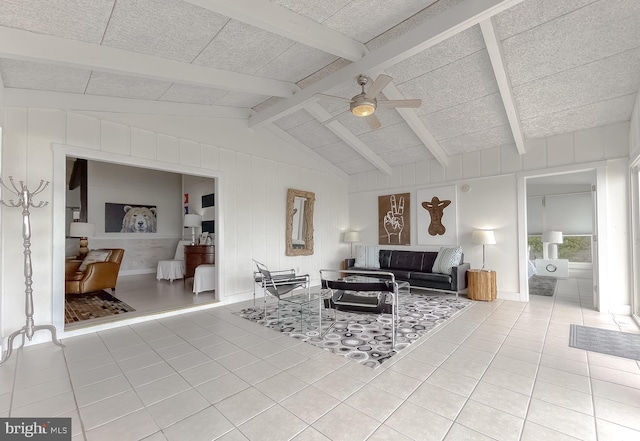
[65,248,124,295]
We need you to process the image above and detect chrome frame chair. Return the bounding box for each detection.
[319,269,398,348]
[252,260,312,330]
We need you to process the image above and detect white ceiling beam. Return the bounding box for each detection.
[480,18,526,155]
[183,0,366,61]
[380,82,449,167]
[4,88,252,119]
[304,101,392,175]
[265,123,350,181]
[0,26,297,98]
[249,0,525,128]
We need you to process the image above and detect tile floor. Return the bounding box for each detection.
[2,277,639,441]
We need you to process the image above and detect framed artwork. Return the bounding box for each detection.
[105,202,157,233]
[417,186,457,245]
[378,193,410,245]
[202,220,214,234]
[202,193,214,208]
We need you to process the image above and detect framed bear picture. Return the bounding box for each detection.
[105,202,158,233]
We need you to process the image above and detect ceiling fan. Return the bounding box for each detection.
[315,74,422,130]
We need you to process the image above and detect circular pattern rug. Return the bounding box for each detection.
[235,292,472,367]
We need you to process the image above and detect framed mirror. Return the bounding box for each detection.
[286,188,315,256]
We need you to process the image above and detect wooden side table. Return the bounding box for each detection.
[467,269,497,301]
[184,245,215,282]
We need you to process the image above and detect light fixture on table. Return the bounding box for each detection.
[69,221,96,259]
[184,214,202,245]
[472,229,496,271]
[344,231,360,258]
[542,230,563,259]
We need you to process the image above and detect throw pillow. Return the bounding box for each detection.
[78,249,111,272]
[354,245,381,269]
[432,246,462,275]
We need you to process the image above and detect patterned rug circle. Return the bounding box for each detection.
[235,292,472,367]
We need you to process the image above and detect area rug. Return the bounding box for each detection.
[529,275,557,296]
[569,324,640,361]
[235,292,472,368]
[65,291,135,324]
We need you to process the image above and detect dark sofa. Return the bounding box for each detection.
[346,249,469,295]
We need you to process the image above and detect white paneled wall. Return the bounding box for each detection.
[1,107,348,340]
[348,122,631,306]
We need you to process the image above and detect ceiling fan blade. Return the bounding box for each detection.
[314,93,352,104]
[364,74,392,99]
[365,114,381,131]
[377,99,422,108]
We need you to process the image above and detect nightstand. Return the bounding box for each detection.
[467,269,497,301]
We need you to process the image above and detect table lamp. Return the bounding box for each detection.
[344,231,360,258]
[184,214,202,245]
[69,222,96,259]
[472,229,496,270]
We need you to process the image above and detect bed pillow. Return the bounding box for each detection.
[354,245,380,269]
[78,249,111,272]
[432,246,462,275]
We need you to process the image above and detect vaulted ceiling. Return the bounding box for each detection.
[1,0,639,176]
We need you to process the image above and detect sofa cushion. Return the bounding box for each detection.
[411,272,452,283]
[78,249,111,272]
[432,246,462,275]
[354,245,380,269]
[420,252,438,273]
[379,249,392,269]
[390,251,424,272]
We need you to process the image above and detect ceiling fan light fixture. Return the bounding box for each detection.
[350,98,376,117]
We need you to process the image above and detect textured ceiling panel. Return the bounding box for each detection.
[297,58,352,89]
[313,140,363,163]
[492,0,594,40]
[336,158,378,174]
[269,0,351,22]
[379,145,433,166]
[521,94,636,138]
[322,0,431,43]
[514,48,640,120]
[102,0,229,63]
[0,0,114,43]
[439,125,514,155]
[398,50,498,115]
[502,0,640,87]
[385,26,485,84]
[256,43,338,82]
[286,119,342,149]
[366,0,458,51]
[274,109,315,131]
[423,93,509,140]
[160,83,228,105]
[0,59,90,93]
[195,20,294,74]
[86,71,172,100]
[214,91,269,108]
[359,122,423,154]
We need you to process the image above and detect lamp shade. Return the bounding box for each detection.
[471,230,496,245]
[184,214,202,228]
[542,230,563,244]
[69,222,95,238]
[344,231,360,243]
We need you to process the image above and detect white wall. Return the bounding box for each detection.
[1,108,348,343]
[348,122,631,309]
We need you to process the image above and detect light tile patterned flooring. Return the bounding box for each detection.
[1,277,639,441]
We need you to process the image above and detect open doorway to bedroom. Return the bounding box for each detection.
[64,156,218,329]
[525,170,597,301]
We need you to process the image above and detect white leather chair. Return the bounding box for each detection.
[156,240,191,282]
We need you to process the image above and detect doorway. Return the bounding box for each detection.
[520,168,601,307]
[54,145,223,334]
